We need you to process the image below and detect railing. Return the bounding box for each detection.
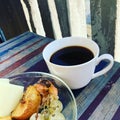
[20,0,117,57]
[0,0,119,61]
[21,0,88,39]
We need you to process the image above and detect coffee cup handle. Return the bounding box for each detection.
[92,54,114,79]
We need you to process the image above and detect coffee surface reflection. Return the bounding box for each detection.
[50,46,94,66]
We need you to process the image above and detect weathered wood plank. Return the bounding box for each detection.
[90,0,117,56]
[89,77,120,120]
[76,62,120,118]
[66,0,87,37]
[20,0,33,32]
[47,0,62,39]
[21,0,45,36]
[114,0,120,62]
[0,0,118,61]
[37,0,55,38]
[54,0,70,37]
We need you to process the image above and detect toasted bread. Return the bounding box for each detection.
[11,86,41,120]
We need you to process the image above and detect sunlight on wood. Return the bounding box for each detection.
[20,0,32,32]
[47,0,62,39]
[115,0,120,62]
[20,0,45,36]
[66,0,87,38]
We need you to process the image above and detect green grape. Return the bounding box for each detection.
[41,109,50,120]
[49,99,63,113]
[29,113,44,120]
[49,112,65,120]
[49,94,58,102]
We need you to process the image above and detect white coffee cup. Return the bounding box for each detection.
[42,37,114,89]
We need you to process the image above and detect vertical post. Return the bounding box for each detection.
[114,0,120,62]
[21,0,45,36]
[66,0,87,38]
[20,0,33,32]
[54,0,71,37]
[90,0,117,56]
[47,0,62,39]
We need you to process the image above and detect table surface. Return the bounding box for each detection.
[0,31,120,120]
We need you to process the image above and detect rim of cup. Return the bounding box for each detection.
[42,37,99,68]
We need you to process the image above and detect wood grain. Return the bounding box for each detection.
[90,0,117,56]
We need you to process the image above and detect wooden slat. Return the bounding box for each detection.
[37,0,55,38]
[20,0,32,32]
[66,0,87,38]
[54,0,70,37]
[0,0,117,62]
[114,0,120,62]
[20,0,45,36]
[77,62,120,119]
[0,32,53,77]
[90,0,117,56]
[21,0,87,39]
[89,77,120,119]
[47,0,62,39]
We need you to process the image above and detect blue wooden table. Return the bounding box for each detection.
[0,31,120,120]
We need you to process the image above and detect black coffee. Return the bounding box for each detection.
[50,46,94,66]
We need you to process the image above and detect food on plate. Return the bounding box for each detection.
[34,80,58,96]
[30,99,65,120]
[0,78,10,83]
[0,79,65,120]
[11,85,41,120]
[49,99,63,112]
[30,113,44,120]
[29,80,65,120]
[0,116,12,120]
[30,112,65,120]
[0,81,24,116]
[49,112,65,120]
